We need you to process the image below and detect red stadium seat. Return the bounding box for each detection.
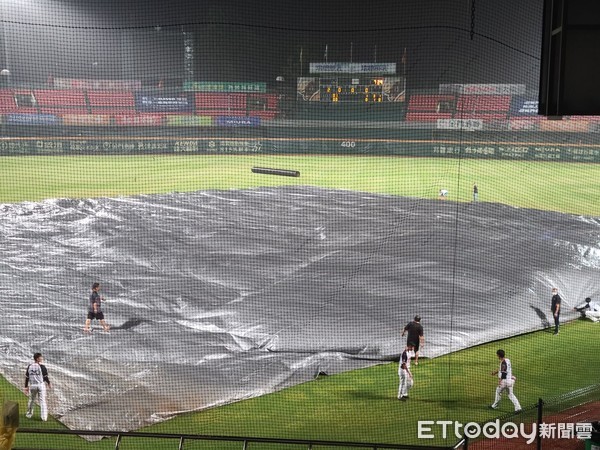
[34,89,87,107]
[87,91,135,108]
[456,95,511,113]
[408,95,456,112]
[0,90,17,113]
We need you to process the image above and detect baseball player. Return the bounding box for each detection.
[24,353,51,421]
[573,297,600,322]
[84,282,110,333]
[398,343,415,400]
[490,349,521,412]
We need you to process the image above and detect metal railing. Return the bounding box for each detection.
[14,428,461,450]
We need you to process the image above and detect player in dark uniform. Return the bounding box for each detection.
[551,288,561,335]
[84,282,110,333]
[402,315,424,365]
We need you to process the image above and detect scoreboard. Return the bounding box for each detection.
[297,70,405,103]
[320,77,384,102]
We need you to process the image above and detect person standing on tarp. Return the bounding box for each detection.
[551,287,562,335]
[473,183,478,202]
[398,343,415,400]
[84,282,110,333]
[402,315,424,365]
[490,349,521,412]
[24,353,51,421]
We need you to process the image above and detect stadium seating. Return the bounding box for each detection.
[1,85,281,123]
[406,95,456,121]
[88,91,135,110]
[1,89,41,114]
[34,89,87,107]
[0,90,17,113]
[455,95,511,120]
[195,92,278,118]
[195,93,243,116]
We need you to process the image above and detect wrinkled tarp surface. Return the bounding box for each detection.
[0,186,599,432]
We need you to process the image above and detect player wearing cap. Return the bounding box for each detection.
[24,353,51,421]
[402,315,424,365]
[490,349,521,412]
[398,343,415,400]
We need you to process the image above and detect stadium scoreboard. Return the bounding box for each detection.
[298,63,405,103]
[320,77,384,102]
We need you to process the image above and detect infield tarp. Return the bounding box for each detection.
[0,186,599,432]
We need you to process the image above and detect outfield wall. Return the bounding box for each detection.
[2,134,600,162]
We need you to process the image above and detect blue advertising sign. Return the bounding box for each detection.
[5,114,60,125]
[510,97,539,116]
[215,116,261,127]
[135,93,193,112]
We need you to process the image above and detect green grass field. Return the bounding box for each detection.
[1,155,599,215]
[1,154,600,449]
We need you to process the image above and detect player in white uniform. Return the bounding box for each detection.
[24,353,51,421]
[398,343,415,400]
[490,349,521,412]
[574,297,600,322]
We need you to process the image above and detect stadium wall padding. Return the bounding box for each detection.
[1,133,600,162]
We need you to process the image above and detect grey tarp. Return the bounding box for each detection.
[1,186,598,432]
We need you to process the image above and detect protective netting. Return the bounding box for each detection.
[1,0,600,448]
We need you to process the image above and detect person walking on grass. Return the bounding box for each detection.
[490,349,521,412]
[398,343,415,400]
[24,353,51,421]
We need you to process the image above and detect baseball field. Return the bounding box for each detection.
[1,154,600,449]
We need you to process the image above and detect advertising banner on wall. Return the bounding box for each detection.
[114,114,164,126]
[135,94,193,112]
[309,62,396,74]
[166,115,212,126]
[4,114,59,125]
[509,119,540,131]
[439,84,526,95]
[297,77,320,101]
[1,138,600,162]
[510,97,539,116]
[54,78,142,90]
[62,114,111,126]
[215,116,261,126]
[539,119,590,132]
[437,118,483,131]
[183,82,267,93]
[382,77,406,102]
